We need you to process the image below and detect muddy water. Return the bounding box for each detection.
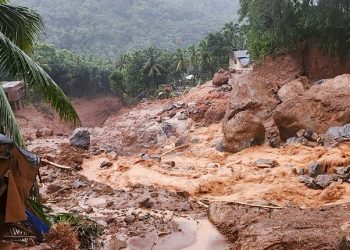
[127,217,229,250]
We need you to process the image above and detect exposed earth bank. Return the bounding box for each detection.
[8,54,350,249]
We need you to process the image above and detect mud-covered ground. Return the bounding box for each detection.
[6,78,350,249]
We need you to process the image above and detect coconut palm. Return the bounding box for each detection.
[174,48,187,74]
[141,47,165,87]
[0,1,79,147]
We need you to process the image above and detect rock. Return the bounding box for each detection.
[336,166,350,178]
[309,162,326,177]
[139,198,153,209]
[286,136,305,145]
[325,124,350,142]
[277,78,307,102]
[107,239,127,250]
[169,110,176,118]
[84,207,94,214]
[215,140,225,152]
[72,180,86,189]
[161,122,175,138]
[273,100,314,141]
[213,69,231,87]
[176,191,190,199]
[274,74,350,140]
[106,151,118,161]
[100,160,113,169]
[255,159,279,168]
[223,111,266,153]
[177,112,187,121]
[298,175,315,188]
[207,163,219,168]
[70,128,90,149]
[124,215,136,224]
[314,174,334,189]
[175,137,186,147]
[162,104,174,112]
[36,130,43,139]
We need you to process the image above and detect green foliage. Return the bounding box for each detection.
[0,1,79,146]
[32,43,114,98]
[13,0,240,57]
[240,0,350,60]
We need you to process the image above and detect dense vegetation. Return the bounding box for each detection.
[13,0,239,57]
[240,0,350,60]
[31,22,243,102]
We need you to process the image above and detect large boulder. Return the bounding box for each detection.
[212,69,233,87]
[277,77,308,102]
[223,111,266,153]
[273,99,314,141]
[70,128,90,149]
[274,74,350,140]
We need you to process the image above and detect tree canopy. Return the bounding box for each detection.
[13,0,240,57]
[240,0,350,60]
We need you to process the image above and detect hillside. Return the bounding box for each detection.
[13,0,240,57]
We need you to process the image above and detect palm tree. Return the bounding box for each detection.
[222,22,240,50]
[141,47,165,88]
[174,48,187,75]
[0,1,79,147]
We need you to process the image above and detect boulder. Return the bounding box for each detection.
[70,128,90,149]
[223,111,265,153]
[212,69,232,87]
[325,124,350,142]
[273,100,314,141]
[277,78,308,102]
[274,74,350,140]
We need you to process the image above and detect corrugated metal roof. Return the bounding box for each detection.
[1,81,23,88]
[239,58,250,66]
[234,50,249,59]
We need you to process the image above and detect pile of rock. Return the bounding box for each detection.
[298,162,350,189]
[286,128,321,147]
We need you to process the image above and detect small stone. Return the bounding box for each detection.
[176,191,190,199]
[169,111,176,118]
[296,129,305,138]
[139,198,153,208]
[106,217,116,225]
[72,180,86,189]
[207,163,219,168]
[100,160,113,169]
[298,175,315,188]
[255,159,279,168]
[124,215,136,224]
[85,207,94,214]
[138,212,150,221]
[298,168,305,175]
[314,174,334,189]
[215,140,225,152]
[308,162,326,177]
[162,104,174,112]
[178,113,187,121]
[106,201,114,208]
[175,137,186,147]
[336,166,350,177]
[36,130,43,139]
[303,128,314,140]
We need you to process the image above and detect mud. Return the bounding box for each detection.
[15,76,350,249]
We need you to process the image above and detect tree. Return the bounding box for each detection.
[141,47,165,88]
[0,1,79,147]
[173,48,187,78]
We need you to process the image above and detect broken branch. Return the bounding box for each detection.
[41,159,72,170]
[160,144,189,157]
